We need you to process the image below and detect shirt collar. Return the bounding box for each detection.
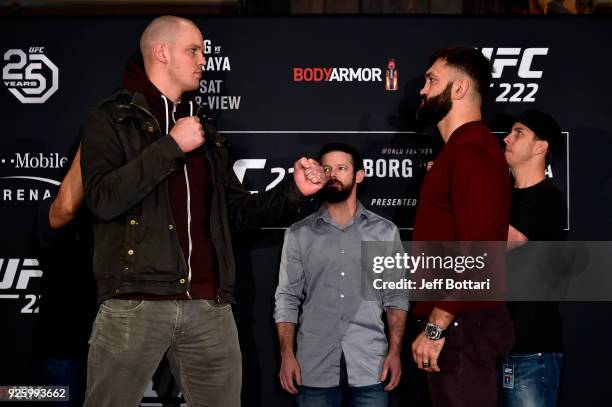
[315,200,369,225]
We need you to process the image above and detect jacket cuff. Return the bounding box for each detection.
[285,176,307,202]
[156,135,186,168]
[433,301,464,316]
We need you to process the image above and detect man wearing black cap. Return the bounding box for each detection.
[501,109,566,406]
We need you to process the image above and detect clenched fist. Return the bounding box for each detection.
[293,157,326,196]
[170,116,205,153]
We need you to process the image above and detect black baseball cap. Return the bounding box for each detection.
[511,109,562,161]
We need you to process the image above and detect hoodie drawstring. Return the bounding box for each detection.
[161,95,193,298]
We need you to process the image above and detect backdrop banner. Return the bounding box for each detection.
[1,16,611,406]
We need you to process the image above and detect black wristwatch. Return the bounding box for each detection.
[424,322,447,341]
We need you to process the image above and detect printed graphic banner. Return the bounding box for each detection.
[1,16,611,406]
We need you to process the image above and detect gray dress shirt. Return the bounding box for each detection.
[274,201,409,387]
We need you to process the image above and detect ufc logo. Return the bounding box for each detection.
[233,159,294,194]
[480,48,548,79]
[0,258,42,290]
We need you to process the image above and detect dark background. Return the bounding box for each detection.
[1,15,611,406]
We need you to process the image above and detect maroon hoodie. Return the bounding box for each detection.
[122,57,218,300]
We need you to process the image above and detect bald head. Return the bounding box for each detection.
[140,15,199,64]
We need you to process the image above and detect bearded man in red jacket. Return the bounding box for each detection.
[410,46,515,407]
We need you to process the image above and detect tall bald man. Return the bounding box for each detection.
[80,16,325,406]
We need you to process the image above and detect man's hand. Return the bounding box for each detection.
[507,225,528,251]
[380,350,402,391]
[293,157,326,196]
[279,353,302,395]
[170,116,204,153]
[412,331,445,373]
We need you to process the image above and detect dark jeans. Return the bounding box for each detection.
[42,357,86,407]
[498,353,563,407]
[426,306,515,407]
[83,299,241,407]
[296,353,389,407]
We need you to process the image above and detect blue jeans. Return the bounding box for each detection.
[296,383,388,407]
[43,358,85,407]
[296,353,388,407]
[498,352,563,407]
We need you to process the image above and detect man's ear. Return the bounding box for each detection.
[355,169,365,184]
[153,44,168,64]
[453,78,470,100]
[534,139,549,156]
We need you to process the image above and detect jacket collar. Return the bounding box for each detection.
[106,88,226,147]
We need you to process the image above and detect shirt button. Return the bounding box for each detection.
[127,249,134,256]
[341,272,346,276]
[179,278,186,284]
[168,224,174,230]
[340,294,345,299]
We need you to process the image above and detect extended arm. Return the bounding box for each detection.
[49,145,84,229]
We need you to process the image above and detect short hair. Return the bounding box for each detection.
[140,15,196,58]
[429,46,493,99]
[317,142,364,172]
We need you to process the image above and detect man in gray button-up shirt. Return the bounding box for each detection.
[274,143,409,406]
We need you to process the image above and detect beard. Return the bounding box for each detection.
[416,82,453,126]
[322,178,354,204]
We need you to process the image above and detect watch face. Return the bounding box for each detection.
[425,323,441,340]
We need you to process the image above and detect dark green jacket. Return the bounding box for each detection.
[81,89,304,303]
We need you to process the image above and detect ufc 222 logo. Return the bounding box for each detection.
[480,48,548,103]
[233,159,294,194]
[0,258,42,314]
[2,47,59,104]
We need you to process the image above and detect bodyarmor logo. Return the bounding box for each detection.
[479,47,548,103]
[2,47,59,104]
[385,58,398,91]
[293,67,383,82]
